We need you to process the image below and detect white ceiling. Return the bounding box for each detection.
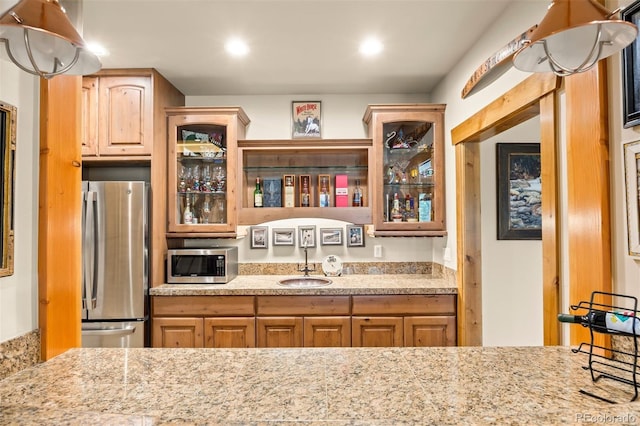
[81,0,521,96]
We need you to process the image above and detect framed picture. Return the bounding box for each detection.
[250,226,269,249]
[272,228,295,246]
[496,143,541,240]
[298,225,316,248]
[320,228,343,246]
[622,1,640,128]
[292,101,321,139]
[624,141,640,257]
[346,225,365,247]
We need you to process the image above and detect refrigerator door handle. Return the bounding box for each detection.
[81,326,137,337]
[83,190,97,310]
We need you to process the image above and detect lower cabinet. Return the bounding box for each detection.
[152,294,456,348]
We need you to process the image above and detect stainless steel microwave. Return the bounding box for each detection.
[167,247,238,284]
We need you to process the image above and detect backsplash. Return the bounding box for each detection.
[0,329,40,380]
[239,261,454,277]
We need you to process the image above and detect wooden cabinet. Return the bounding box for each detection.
[363,104,446,236]
[352,316,403,347]
[166,107,250,236]
[237,139,372,225]
[152,295,255,348]
[152,293,456,348]
[352,295,456,347]
[152,317,203,348]
[82,71,163,159]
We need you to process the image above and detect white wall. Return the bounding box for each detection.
[430,1,550,345]
[0,57,40,343]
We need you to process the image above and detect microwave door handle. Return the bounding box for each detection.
[83,191,97,310]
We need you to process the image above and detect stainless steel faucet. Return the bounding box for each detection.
[298,246,316,276]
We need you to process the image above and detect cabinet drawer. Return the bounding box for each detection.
[256,296,350,316]
[153,296,255,316]
[352,295,455,315]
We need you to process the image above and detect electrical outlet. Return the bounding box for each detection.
[374,245,382,258]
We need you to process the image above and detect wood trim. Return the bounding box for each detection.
[38,76,83,360]
[565,63,612,348]
[455,142,482,346]
[540,92,561,346]
[451,73,561,346]
[451,73,560,145]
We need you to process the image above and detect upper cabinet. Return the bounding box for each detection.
[363,104,446,236]
[166,107,250,236]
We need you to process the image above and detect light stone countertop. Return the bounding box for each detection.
[150,274,457,296]
[1,346,640,425]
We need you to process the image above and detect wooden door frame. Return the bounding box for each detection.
[451,73,562,346]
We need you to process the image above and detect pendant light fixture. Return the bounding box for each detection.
[513,0,638,76]
[0,0,101,79]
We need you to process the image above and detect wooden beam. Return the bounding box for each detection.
[38,76,82,360]
[565,62,612,348]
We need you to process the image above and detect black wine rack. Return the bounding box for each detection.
[568,291,640,403]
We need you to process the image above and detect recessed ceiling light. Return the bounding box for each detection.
[359,38,383,57]
[225,38,249,57]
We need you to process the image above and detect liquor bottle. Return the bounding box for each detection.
[391,193,403,222]
[352,179,363,207]
[253,177,263,208]
[301,177,310,207]
[558,310,640,335]
[183,196,193,224]
[319,176,330,207]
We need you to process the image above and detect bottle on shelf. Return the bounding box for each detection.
[391,193,403,222]
[301,177,310,207]
[319,176,330,207]
[558,310,640,335]
[183,195,194,224]
[352,179,363,207]
[254,177,263,208]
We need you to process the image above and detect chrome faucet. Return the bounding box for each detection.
[298,245,316,276]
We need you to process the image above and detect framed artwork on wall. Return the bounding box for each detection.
[298,225,316,248]
[346,225,365,247]
[250,226,269,249]
[292,101,321,139]
[496,143,541,240]
[320,228,343,246]
[622,1,640,128]
[272,228,295,246]
[624,141,640,257]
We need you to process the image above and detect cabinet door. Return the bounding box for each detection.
[363,104,446,236]
[352,316,403,347]
[166,108,248,234]
[303,316,351,347]
[204,317,256,348]
[98,76,153,156]
[81,77,99,157]
[404,316,456,347]
[256,317,303,347]
[152,317,203,348]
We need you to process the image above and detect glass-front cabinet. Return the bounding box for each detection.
[166,107,250,235]
[363,104,446,236]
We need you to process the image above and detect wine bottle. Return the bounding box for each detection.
[352,179,363,207]
[301,177,310,207]
[183,196,193,224]
[558,310,640,335]
[253,177,263,208]
[319,176,330,207]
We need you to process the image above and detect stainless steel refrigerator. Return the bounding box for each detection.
[81,181,149,348]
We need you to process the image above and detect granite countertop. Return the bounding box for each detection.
[150,274,457,296]
[1,346,640,425]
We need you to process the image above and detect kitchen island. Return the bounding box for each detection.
[1,346,639,425]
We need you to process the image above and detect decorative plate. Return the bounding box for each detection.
[322,255,343,277]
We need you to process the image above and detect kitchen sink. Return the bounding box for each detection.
[277,277,332,288]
